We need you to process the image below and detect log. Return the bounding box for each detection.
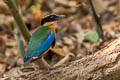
[4,37,120,80]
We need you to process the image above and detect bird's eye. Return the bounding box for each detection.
[50,16,54,18]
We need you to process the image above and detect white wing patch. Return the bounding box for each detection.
[32,56,38,60]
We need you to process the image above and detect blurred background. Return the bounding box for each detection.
[0,0,119,78]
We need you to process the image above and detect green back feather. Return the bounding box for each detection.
[26,26,51,56]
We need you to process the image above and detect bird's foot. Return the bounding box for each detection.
[47,65,55,71]
[33,63,39,71]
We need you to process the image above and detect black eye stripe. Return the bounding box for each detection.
[50,15,56,18]
[41,14,65,25]
[50,16,53,18]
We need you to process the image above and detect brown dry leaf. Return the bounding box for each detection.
[0,78,10,80]
[32,7,43,26]
[0,57,6,63]
[63,37,73,46]
[75,0,88,4]
[62,46,69,54]
[37,0,44,3]
[51,48,66,57]
[92,0,106,14]
[0,64,7,73]
[103,22,120,38]
[0,37,5,52]
[6,56,17,67]
[19,0,29,7]
[56,41,63,47]
[74,31,84,44]
[19,0,32,12]
[116,0,120,17]
[0,1,10,15]
[5,68,22,78]
[0,14,13,30]
[16,58,24,66]
[80,15,94,29]
[5,48,15,57]
[6,39,16,48]
[16,68,23,75]
[55,0,77,7]
[54,7,76,14]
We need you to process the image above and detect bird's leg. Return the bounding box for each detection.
[33,58,48,70]
[33,63,39,71]
[33,57,54,70]
[40,49,55,70]
[41,57,50,68]
[33,49,55,70]
[41,57,55,70]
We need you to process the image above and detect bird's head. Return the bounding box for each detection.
[41,14,65,25]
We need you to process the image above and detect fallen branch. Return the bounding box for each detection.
[4,37,120,80]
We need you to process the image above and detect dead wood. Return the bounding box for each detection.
[4,37,120,80]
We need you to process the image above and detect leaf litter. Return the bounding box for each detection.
[0,0,119,79]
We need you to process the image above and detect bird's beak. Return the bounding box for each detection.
[55,15,66,20]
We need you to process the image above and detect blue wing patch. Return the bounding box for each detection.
[24,31,55,63]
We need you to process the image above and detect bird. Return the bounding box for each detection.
[24,14,65,69]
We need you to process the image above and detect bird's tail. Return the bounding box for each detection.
[24,56,31,63]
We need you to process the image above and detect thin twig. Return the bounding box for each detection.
[88,0,104,42]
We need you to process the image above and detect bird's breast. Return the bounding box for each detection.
[46,24,56,39]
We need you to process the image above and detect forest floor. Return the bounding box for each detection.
[0,0,120,80]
